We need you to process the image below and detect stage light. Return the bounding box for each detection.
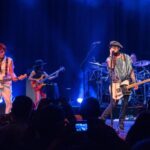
[0,98,3,103]
[77,97,83,103]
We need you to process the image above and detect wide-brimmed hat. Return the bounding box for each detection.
[33,59,47,67]
[109,41,123,49]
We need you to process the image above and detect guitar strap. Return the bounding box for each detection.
[5,57,8,76]
[123,53,129,82]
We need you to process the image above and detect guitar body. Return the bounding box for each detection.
[30,75,46,91]
[30,82,46,91]
[30,66,65,91]
[109,80,131,101]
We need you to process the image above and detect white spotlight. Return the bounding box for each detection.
[77,97,83,103]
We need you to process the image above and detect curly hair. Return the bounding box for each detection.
[0,43,6,51]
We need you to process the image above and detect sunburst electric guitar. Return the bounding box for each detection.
[30,67,65,91]
[0,74,27,89]
[110,78,150,101]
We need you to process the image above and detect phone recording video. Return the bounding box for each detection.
[75,121,88,132]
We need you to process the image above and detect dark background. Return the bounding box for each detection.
[0,0,150,100]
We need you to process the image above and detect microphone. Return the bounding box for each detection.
[110,51,114,57]
[92,41,101,45]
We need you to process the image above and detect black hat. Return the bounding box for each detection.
[109,41,123,49]
[33,59,46,67]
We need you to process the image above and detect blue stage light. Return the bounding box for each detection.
[0,98,3,103]
[77,97,83,103]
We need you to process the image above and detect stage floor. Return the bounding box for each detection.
[106,119,135,140]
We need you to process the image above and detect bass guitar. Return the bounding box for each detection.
[30,67,65,91]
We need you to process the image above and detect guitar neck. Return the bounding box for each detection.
[41,75,55,83]
[40,72,58,83]
[127,79,150,89]
[0,78,12,82]
[39,67,64,83]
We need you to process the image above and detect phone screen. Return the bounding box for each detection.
[75,122,88,132]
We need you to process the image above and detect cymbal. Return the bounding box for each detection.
[89,62,101,66]
[101,62,107,67]
[133,60,150,67]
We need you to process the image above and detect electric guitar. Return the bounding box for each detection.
[0,74,27,89]
[110,78,150,101]
[30,67,65,91]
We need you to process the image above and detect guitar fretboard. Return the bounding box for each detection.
[127,79,150,89]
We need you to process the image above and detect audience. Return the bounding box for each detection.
[126,111,150,147]
[80,97,100,120]
[131,138,150,150]
[0,95,149,150]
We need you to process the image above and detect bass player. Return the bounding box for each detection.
[100,41,138,130]
[29,59,58,109]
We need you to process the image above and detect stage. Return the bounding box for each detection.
[106,119,135,140]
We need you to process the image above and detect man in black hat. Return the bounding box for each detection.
[29,59,57,108]
[100,41,138,130]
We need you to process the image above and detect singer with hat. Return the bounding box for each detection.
[100,41,138,130]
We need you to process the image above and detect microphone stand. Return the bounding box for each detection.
[80,44,99,99]
[110,53,114,127]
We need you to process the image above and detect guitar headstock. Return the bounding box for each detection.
[58,66,65,72]
[18,74,27,80]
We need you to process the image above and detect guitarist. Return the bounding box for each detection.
[29,59,58,108]
[0,43,21,114]
[100,41,138,130]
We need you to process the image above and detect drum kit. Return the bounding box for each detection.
[87,61,109,104]
[87,59,150,106]
[131,60,150,106]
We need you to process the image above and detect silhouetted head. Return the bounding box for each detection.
[37,98,53,111]
[12,95,33,122]
[34,104,65,140]
[132,139,150,150]
[80,97,100,120]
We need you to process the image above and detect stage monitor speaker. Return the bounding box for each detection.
[26,80,35,103]
[26,80,60,102]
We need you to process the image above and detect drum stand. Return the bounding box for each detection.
[88,68,103,104]
[141,68,150,106]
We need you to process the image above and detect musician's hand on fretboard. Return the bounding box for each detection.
[14,74,27,82]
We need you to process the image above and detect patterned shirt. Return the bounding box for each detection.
[0,57,14,87]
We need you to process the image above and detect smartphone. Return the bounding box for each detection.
[75,121,88,132]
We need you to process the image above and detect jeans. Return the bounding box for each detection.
[101,95,129,127]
